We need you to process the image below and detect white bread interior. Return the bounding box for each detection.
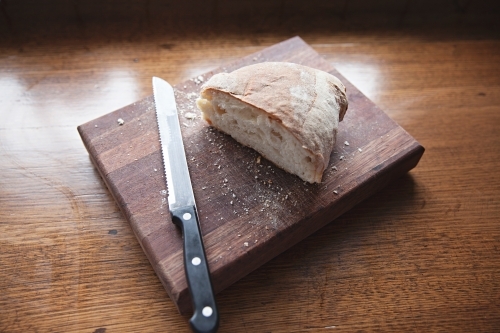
[197,92,320,182]
[196,62,348,183]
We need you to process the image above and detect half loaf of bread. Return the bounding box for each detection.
[196,62,348,183]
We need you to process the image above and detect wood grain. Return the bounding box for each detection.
[77,37,424,314]
[1,2,499,332]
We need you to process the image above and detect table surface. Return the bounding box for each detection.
[1,1,499,332]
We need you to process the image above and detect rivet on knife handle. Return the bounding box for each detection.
[153,77,219,333]
[171,206,219,333]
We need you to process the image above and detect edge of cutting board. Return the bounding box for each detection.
[78,36,424,314]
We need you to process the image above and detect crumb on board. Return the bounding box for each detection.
[244,242,249,247]
[117,118,124,125]
[344,141,350,146]
[184,112,197,120]
[193,76,204,84]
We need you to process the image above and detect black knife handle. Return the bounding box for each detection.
[171,206,219,333]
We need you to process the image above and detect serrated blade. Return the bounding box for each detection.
[153,76,195,210]
[153,77,219,333]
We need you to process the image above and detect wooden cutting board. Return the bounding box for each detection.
[77,36,424,315]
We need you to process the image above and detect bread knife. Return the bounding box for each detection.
[153,77,219,333]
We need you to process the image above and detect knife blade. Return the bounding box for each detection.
[153,77,219,333]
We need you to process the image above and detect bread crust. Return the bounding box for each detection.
[199,62,348,183]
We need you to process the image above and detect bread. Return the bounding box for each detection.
[196,62,348,183]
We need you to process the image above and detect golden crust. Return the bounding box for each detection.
[199,62,348,182]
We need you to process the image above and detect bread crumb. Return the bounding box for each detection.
[117,118,124,125]
[244,242,249,247]
[358,148,363,152]
[333,190,338,195]
[256,156,261,164]
[184,112,196,120]
[344,141,350,146]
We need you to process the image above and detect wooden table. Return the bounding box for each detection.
[1,1,499,332]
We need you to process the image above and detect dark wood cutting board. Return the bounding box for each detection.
[78,36,424,315]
